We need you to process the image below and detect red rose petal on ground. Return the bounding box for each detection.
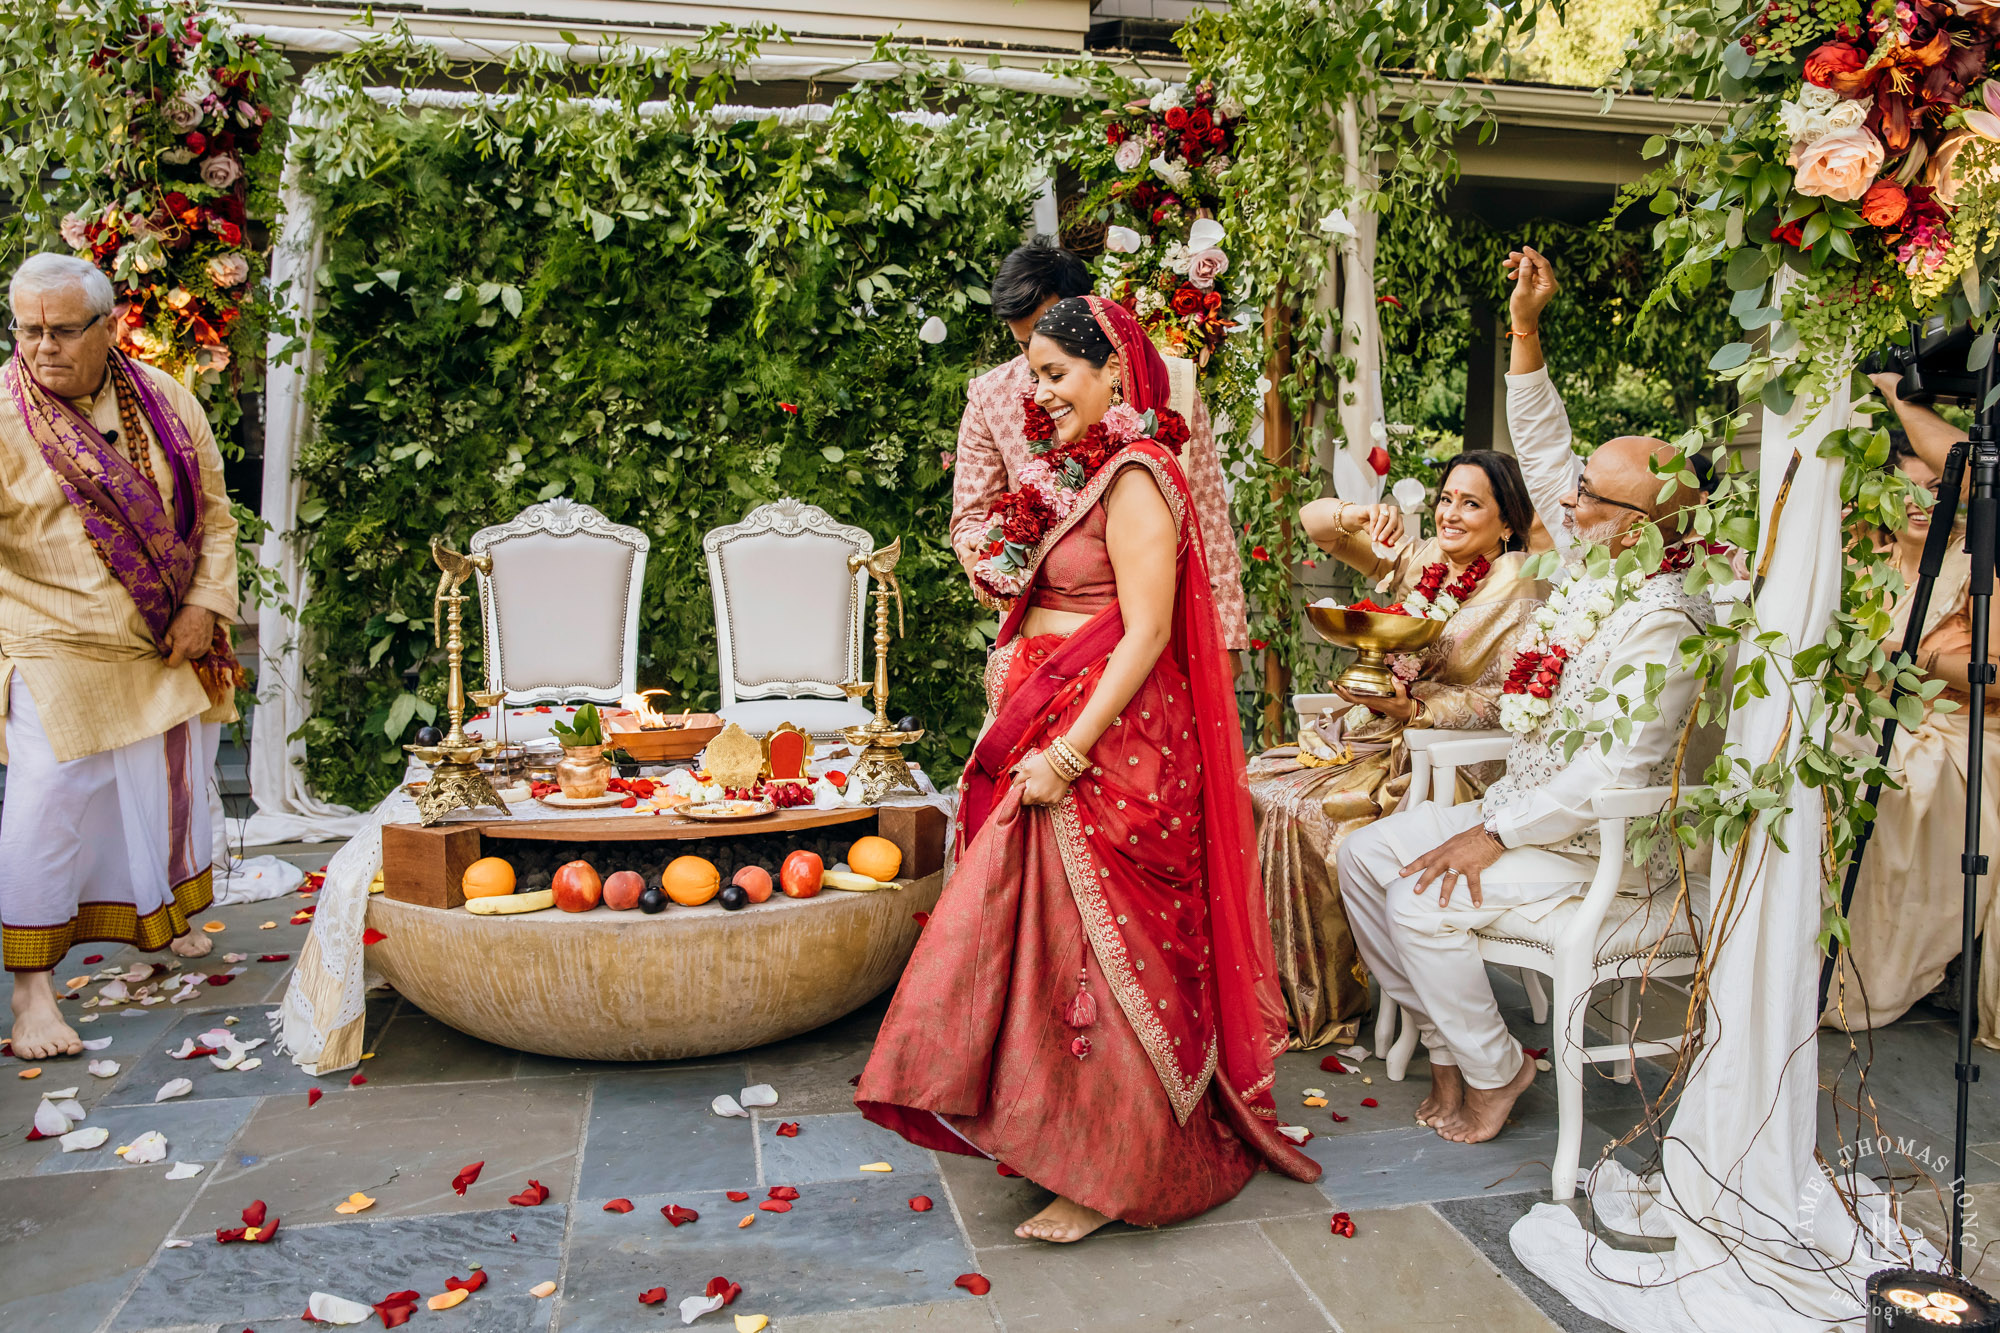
[704,1277,742,1305]
[954,1274,993,1295]
[995,1164,1022,1178]
[361,928,386,946]
[847,1074,861,1086]
[1328,1110,1348,1122]
[445,1271,488,1293]
[509,1180,550,1206]
[1331,1211,1356,1238]
[775,1121,799,1137]
[1360,1098,1378,1108]
[205,974,235,985]
[258,954,291,962]
[663,1204,699,1226]
[350,1074,367,1086]
[25,1127,46,1141]
[1522,1046,1549,1060]
[242,1201,267,1228]
[766,1186,800,1201]
[452,1162,483,1195]
[637,1287,667,1305]
[250,1216,280,1243]
[307,1087,323,1108]
[374,1290,421,1327]
[215,1226,246,1243]
[726,1191,750,1202]
[758,1200,792,1213]
[1318,1054,1347,1074]
[82,955,103,964]
[603,1198,634,1213]
[909,1195,934,1211]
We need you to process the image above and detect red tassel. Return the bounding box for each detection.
[1065,968,1096,1029]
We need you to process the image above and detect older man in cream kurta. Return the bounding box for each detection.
[1,254,240,1059]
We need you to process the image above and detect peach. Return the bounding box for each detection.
[603,870,645,911]
[732,865,774,904]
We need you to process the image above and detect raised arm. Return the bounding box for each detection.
[1502,247,1584,555]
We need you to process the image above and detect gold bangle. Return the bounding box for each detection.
[1048,736,1089,782]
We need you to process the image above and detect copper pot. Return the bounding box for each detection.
[556,744,611,799]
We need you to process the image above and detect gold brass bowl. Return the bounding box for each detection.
[1304,603,1444,698]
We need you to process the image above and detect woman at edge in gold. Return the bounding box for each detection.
[1246,453,1545,1049]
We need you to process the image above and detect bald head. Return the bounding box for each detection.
[1565,435,1703,548]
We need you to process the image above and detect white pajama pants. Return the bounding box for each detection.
[1336,801,1584,1090]
[0,674,217,972]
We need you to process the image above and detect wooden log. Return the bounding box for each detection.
[381,823,484,910]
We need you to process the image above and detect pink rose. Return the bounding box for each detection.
[1114,139,1145,172]
[1185,247,1229,290]
[206,252,250,287]
[199,153,242,188]
[1790,126,1884,202]
[1101,403,1147,443]
[59,213,90,249]
[1928,132,1981,205]
[160,93,203,132]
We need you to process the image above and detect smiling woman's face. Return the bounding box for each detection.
[1028,333,1120,443]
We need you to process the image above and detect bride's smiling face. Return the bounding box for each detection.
[1028,334,1122,444]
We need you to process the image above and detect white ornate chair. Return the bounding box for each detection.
[1385,728,1706,1201]
[470,497,649,743]
[703,498,878,741]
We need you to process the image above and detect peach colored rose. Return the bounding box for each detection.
[1860,179,1909,227]
[1791,126,1885,201]
[1928,131,1983,205]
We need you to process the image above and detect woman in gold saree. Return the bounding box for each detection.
[1246,453,1545,1048]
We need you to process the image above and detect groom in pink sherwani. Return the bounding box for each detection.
[948,239,1248,662]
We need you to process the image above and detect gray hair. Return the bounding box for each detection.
[9,253,115,319]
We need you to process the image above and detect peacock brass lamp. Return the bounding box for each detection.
[840,537,924,804]
[405,537,511,825]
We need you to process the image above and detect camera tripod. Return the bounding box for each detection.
[1817,343,1998,1273]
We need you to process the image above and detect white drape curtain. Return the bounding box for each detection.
[1329,98,1387,507]
[1509,349,1938,1328]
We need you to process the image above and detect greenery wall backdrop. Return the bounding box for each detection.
[291,41,1065,807]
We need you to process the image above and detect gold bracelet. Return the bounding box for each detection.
[1048,736,1089,782]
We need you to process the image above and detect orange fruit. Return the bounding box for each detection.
[663,855,721,906]
[847,836,902,882]
[461,856,517,899]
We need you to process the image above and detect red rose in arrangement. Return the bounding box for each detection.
[1171,285,1204,317]
[1770,219,1806,248]
[1107,123,1127,146]
[1802,40,1867,91]
[1001,488,1055,545]
[1208,125,1227,147]
[184,130,206,154]
[1189,108,1213,132]
[1861,180,1910,228]
[1165,105,1190,130]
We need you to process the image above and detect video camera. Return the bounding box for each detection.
[1863,317,1984,406]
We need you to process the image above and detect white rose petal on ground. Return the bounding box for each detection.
[34,1101,74,1136]
[710,1095,747,1118]
[123,1130,168,1164]
[680,1293,726,1324]
[164,1161,204,1180]
[739,1084,778,1108]
[80,1036,113,1051]
[154,1078,193,1103]
[61,1126,110,1152]
[88,1060,119,1078]
[306,1293,373,1325]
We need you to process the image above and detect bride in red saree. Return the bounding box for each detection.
[857,296,1320,1242]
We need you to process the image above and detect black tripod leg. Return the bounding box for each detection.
[1817,439,1971,1015]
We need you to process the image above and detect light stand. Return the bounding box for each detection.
[1821,332,1996,1275]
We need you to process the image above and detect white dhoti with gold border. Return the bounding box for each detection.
[0,674,216,971]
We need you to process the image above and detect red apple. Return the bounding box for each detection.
[732,866,774,904]
[602,870,645,911]
[552,860,603,912]
[779,850,823,899]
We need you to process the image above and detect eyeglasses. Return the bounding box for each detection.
[7,313,104,344]
[1572,475,1652,518]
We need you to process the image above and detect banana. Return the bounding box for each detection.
[820,870,893,893]
[465,889,556,915]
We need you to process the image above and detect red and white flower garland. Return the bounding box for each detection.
[971,396,1189,600]
[1499,541,1727,736]
[1397,554,1492,622]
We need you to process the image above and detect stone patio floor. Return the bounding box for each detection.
[4,875,1996,1332]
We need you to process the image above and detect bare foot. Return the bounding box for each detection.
[1435,1052,1536,1144]
[1417,1064,1464,1128]
[1014,1194,1111,1243]
[168,932,212,960]
[10,971,83,1060]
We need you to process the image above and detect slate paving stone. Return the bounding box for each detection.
[33,1094,259,1177]
[757,1110,937,1186]
[1432,1193,1621,1333]
[97,997,393,1107]
[1261,1203,1561,1331]
[0,1005,187,1177]
[179,1077,586,1229]
[554,1179,976,1330]
[0,1170,194,1331]
[772,1299,1000,1330]
[580,1064,756,1197]
[112,1205,564,1331]
[743,993,889,1116]
[357,1007,522,1086]
[1303,1120,1562,1211]
[977,1218,1333,1330]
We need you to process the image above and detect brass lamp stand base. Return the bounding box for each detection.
[841,724,925,805]
[412,761,509,827]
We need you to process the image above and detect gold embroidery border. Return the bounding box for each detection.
[2,867,213,972]
[983,639,1021,717]
[1051,794,1217,1125]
